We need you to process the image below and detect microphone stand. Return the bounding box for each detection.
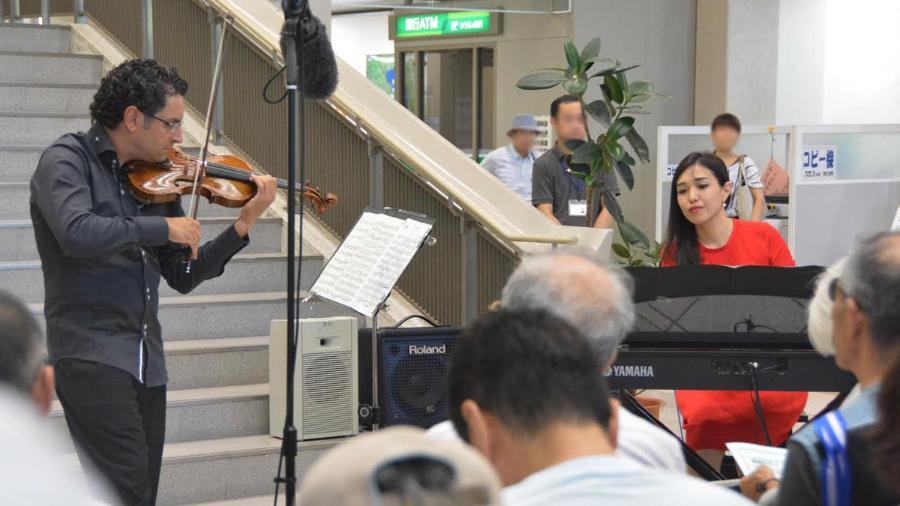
[276,7,302,506]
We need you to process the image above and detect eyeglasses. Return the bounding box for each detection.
[149,114,184,133]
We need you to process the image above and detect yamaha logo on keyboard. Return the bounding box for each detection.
[408,344,447,355]
[607,365,655,378]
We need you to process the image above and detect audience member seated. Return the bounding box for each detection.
[482,113,540,201]
[0,290,54,415]
[0,290,112,505]
[448,309,752,505]
[740,232,900,505]
[532,95,619,228]
[297,426,500,506]
[663,151,806,469]
[427,250,686,472]
[709,113,765,221]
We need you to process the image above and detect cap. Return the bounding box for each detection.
[507,114,540,135]
[298,426,502,506]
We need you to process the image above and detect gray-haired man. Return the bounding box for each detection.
[427,250,686,472]
[0,290,54,415]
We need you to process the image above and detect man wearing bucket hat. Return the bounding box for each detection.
[481,113,541,201]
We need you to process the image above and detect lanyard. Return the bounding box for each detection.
[558,157,586,196]
[812,411,851,506]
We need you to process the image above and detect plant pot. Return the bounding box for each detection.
[635,394,666,419]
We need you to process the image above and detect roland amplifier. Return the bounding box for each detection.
[269,317,359,440]
[376,327,460,429]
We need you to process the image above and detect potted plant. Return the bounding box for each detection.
[517,38,665,249]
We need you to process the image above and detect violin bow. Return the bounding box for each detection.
[185,14,231,273]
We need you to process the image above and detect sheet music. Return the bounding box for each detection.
[726,442,788,479]
[311,210,433,316]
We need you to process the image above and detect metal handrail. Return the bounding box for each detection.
[202,0,578,248]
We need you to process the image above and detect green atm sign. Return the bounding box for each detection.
[396,11,492,38]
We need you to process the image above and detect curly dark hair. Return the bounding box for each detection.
[89,59,188,128]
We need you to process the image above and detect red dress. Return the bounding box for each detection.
[662,219,808,451]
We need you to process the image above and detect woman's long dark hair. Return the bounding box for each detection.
[664,151,730,265]
[873,352,900,494]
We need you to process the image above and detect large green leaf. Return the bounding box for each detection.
[564,139,585,152]
[615,160,635,190]
[628,94,651,103]
[564,41,581,70]
[563,75,587,96]
[606,117,634,141]
[517,71,566,90]
[625,128,650,163]
[619,220,650,248]
[591,63,640,79]
[601,189,624,224]
[606,142,626,161]
[616,71,628,97]
[628,79,654,97]
[603,75,624,104]
[571,141,602,164]
[612,242,631,260]
[580,37,602,63]
[585,100,611,127]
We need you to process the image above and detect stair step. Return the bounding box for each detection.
[50,384,272,450]
[0,51,102,86]
[1,252,322,304]
[0,24,71,53]
[0,82,95,115]
[156,436,338,505]
[0,112,91,146]
[165,336,269,390]
[31,291,360,340]
[0,145,45,182]
[0,217,284,261]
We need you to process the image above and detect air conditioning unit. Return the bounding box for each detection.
[269,317,359,440]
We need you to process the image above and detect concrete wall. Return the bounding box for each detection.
[332,12,394,76]
[573,0,697,242]
[393,2,571,146]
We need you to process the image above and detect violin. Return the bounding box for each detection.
[125,149,338,214]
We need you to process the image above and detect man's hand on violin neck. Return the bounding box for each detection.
[234,174,278,238]
[166,217,201,259]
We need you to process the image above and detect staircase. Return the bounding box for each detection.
[0,23,350,505]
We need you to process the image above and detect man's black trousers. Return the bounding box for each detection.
[55,358,166,506]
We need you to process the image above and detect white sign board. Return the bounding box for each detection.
[801,145,837,180]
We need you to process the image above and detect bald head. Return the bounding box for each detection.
[501,250,635,367]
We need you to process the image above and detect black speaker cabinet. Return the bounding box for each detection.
[373,327,461,428]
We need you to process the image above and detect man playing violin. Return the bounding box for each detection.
[29,59,277,505]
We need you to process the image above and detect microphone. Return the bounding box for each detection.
[280,6,338,100]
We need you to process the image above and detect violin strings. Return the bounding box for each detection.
[205,161,293,189]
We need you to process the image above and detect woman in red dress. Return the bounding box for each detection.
[662,151,807,468]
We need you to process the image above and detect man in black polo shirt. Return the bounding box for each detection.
[29,59,277,505]
[532,95,619,228]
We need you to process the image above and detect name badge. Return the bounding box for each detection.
[568,199,588,217]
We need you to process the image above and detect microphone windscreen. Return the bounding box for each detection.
[297,16,338,100]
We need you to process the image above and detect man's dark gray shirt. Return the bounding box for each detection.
[30,124,248,387]
[532,145,620,226]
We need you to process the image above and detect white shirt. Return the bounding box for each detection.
[0,388,114,505]
[725,155,763,216]
[425,410,686,473]
[482,144,537,201]
[501,455,753,506]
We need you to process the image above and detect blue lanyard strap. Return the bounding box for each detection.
[558,157,586,196]
[812,411,852,506]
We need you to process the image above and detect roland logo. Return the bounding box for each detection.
[608,364,655,378]
[409,344,447,356]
